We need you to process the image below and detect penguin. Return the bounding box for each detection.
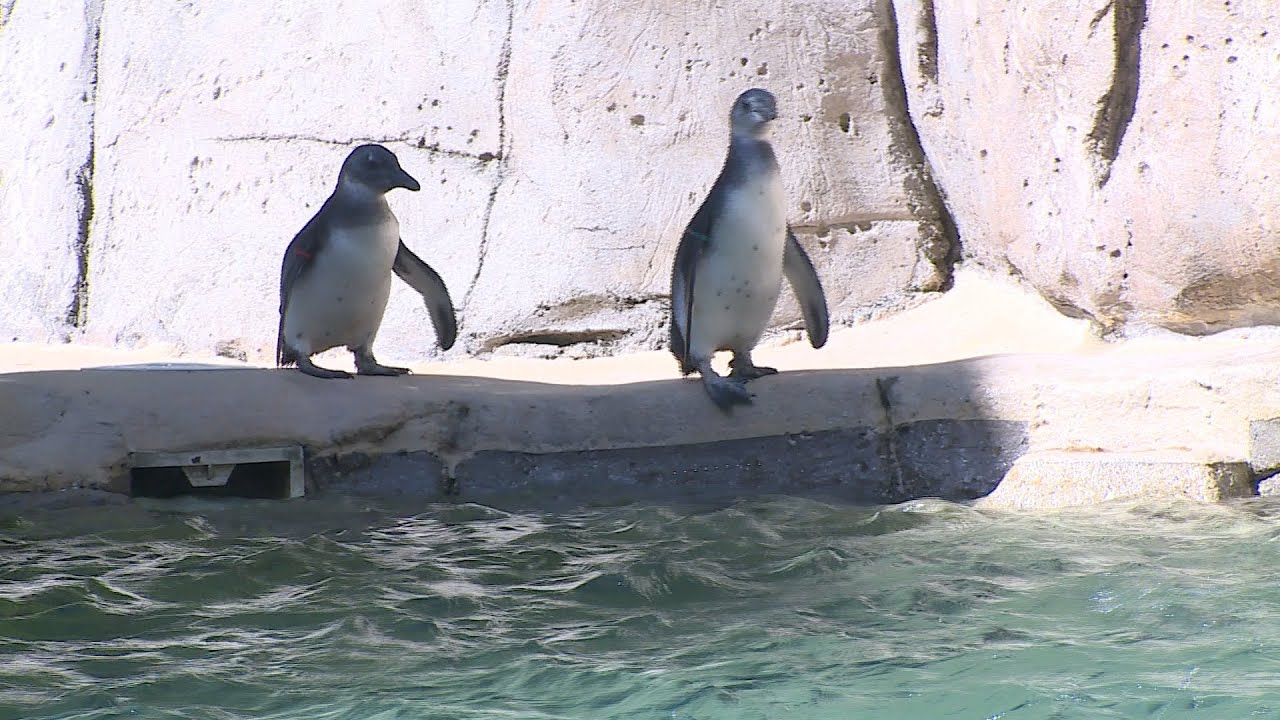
[669,88,829,410]
[277,143,457,379]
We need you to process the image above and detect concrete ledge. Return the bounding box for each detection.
[6,272,1280,510]
[0,361,1030,505]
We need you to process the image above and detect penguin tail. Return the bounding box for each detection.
[668,325,696,376]
[276,341,298,368]
[275,319,298,368]
[676,355,696,377]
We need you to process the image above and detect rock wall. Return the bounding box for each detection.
[0,0,99,342]
[0,0,952,362]
[895,0,1280,333]
[4,2,1278,363]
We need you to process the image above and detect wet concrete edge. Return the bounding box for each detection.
[310,419,1029,509]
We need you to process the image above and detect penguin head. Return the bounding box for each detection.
[339,144,421,194]
[730,88,778,138]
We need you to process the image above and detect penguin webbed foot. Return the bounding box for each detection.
[296,357,353,380]
[696,361,752,411]
[353,348,411,377]
[702,376,752,411]
[356,363,411,377]
[728,354,778,381]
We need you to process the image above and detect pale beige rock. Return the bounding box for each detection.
[1258,474,1280,498]
[1249,417,1280,474]
[0,0,98,342]
[5,0,1280,364]
[895,0,1280,333]
[1,0,952,363]
[980,451,1255,511]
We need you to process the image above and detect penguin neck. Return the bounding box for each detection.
[330,178,393,222]
[726,131,779,177]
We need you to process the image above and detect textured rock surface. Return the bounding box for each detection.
[895,1,1280,333]
[0,0,99,342]
[0,0,953,363]
[1249,417,1280,475]
[1258,474,1280,498]
[6,1,1280,358]
[981,452,1256,511]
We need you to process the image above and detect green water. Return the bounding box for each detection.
[3,494,1280,719]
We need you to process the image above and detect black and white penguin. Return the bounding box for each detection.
[277,144,457,379]
[670,89,829,409]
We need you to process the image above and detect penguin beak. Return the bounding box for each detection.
[393,167,421,192]
[749,107,777,125]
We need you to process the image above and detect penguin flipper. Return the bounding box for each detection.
[393,240,458,351]
[783,227,829,349]
[276,210,330,366]
[670,202,717,375]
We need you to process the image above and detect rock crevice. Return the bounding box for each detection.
[66,0,104,331]
[461,0,515,325]
[880,0,961,291]
[213,133,502,165]
[1086,0,1147,188]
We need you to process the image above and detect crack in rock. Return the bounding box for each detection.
[68,151,93,328]
[67,1,105,329]
[1086,0,1147,188]
[212,133,501,164]
[482,329,627,352]
[880,0,962,291]
[916,0,939,84]
[461,0,515,316]
[874,375,910,497]
[0,0,17,32]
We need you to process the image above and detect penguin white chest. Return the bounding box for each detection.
[285,219,400,354]
[691,172,788,353]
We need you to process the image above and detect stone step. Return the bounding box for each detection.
[980,451,1255,511]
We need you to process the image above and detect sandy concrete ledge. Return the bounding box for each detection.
[5,269,1280,509]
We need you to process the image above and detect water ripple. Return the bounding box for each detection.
[3,495,1280,719]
